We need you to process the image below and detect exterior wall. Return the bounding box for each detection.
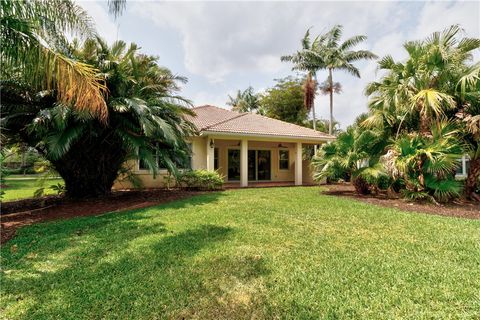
[191,136,207,170]
[212,139,297,182]
[113,135,325,190]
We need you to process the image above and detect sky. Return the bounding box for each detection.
[78,0,480,129]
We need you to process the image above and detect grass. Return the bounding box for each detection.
[1,176,64,201]
[1,187,479,319]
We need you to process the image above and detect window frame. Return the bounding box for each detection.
[278,149,289,170]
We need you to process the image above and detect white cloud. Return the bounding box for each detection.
[132,1,401,83]
[79,0,480,128]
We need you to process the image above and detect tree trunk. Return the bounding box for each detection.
[50,135,127,199]
[465,157,480,201]
[419,111,430,137]
[328,68,334,136]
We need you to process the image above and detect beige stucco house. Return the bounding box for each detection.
[114,105,335,189]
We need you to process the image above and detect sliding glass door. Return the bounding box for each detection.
[228,149,271,181]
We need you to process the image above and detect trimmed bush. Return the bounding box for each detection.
[178,170,224,191]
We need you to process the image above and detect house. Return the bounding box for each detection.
[114,105,335,189]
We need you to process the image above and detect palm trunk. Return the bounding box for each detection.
[49,134,127,198]
[419,110,430,137]
[328,68,333,135]
[312,73,317,131]
[465,157,480,201]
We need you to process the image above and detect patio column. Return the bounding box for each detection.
[240,139,248,187]
[295,142,303,186]
[206,137,214,171]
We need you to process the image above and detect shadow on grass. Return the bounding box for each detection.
[2,191,270,318]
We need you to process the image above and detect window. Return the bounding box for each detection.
[138,143,192,170]
[214,148,219,170]
[279,150,289,170]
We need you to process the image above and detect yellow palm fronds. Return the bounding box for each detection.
[43,48,108,120]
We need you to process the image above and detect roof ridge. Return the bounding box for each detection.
[245,112,336,138]
[204,112,248,130]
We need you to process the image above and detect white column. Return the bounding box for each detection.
[206,137,214,171]
[240,139,248,187]
[295,142,303,186]
[462,155,467,176]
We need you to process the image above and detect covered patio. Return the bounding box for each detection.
[192,135,324,187]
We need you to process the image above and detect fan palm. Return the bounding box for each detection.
[311,124,387,193]
[385,121,465,202]
[366,25,480,137]
[0,0,109,118]
[1,38,194,198]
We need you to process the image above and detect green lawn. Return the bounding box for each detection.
[1,176,64,201]
[1,187,479,319]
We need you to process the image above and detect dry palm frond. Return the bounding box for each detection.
[43,49,108,119]
[304,74,316,112]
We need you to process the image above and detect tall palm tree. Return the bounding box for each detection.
[0,0,108,118]
[281,29,325,130]
[316,25,377,135]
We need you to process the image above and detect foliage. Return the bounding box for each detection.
[363,25,480,200]
[1,38,194,198]
[226,86,260,113]
[385,122,464,203]
[177,170,224,191]
[281,29,323,128]
[259,77,308,125]
[304,118,341,135]
[50,182,66,195]
[0,0,108,119]
[1,176,63,201]
[2,187,480,319]
[312,124,386,182]
[286,25,377,134]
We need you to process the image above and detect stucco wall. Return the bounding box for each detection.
[112,137,321,189]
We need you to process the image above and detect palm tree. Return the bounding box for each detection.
[316,25,377,135]
[364,25,480,200]
[1,37,194,198]
[0,0,110,119]
[311,124,387,193]
[281,29,325,130]
[366,25,479,137]
[226,86,260,113]
[384,121,465,202]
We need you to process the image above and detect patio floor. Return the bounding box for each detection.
[224,181,316,189]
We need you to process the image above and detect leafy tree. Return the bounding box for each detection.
[259,77,308,125]
[226,86,260,113]
[1,38,194,198]
[0,0,108,118]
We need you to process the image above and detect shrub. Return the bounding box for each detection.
[178,170,224,191]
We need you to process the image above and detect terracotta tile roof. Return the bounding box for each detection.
[188,105,334,141]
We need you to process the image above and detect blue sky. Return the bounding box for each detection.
[79,0,479,128]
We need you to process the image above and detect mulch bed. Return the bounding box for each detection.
[322,183,480,220]
[1,189,202,244]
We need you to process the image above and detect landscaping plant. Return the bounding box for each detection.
[1,38,195,198]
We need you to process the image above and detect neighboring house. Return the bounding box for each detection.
[114,105,335,189]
